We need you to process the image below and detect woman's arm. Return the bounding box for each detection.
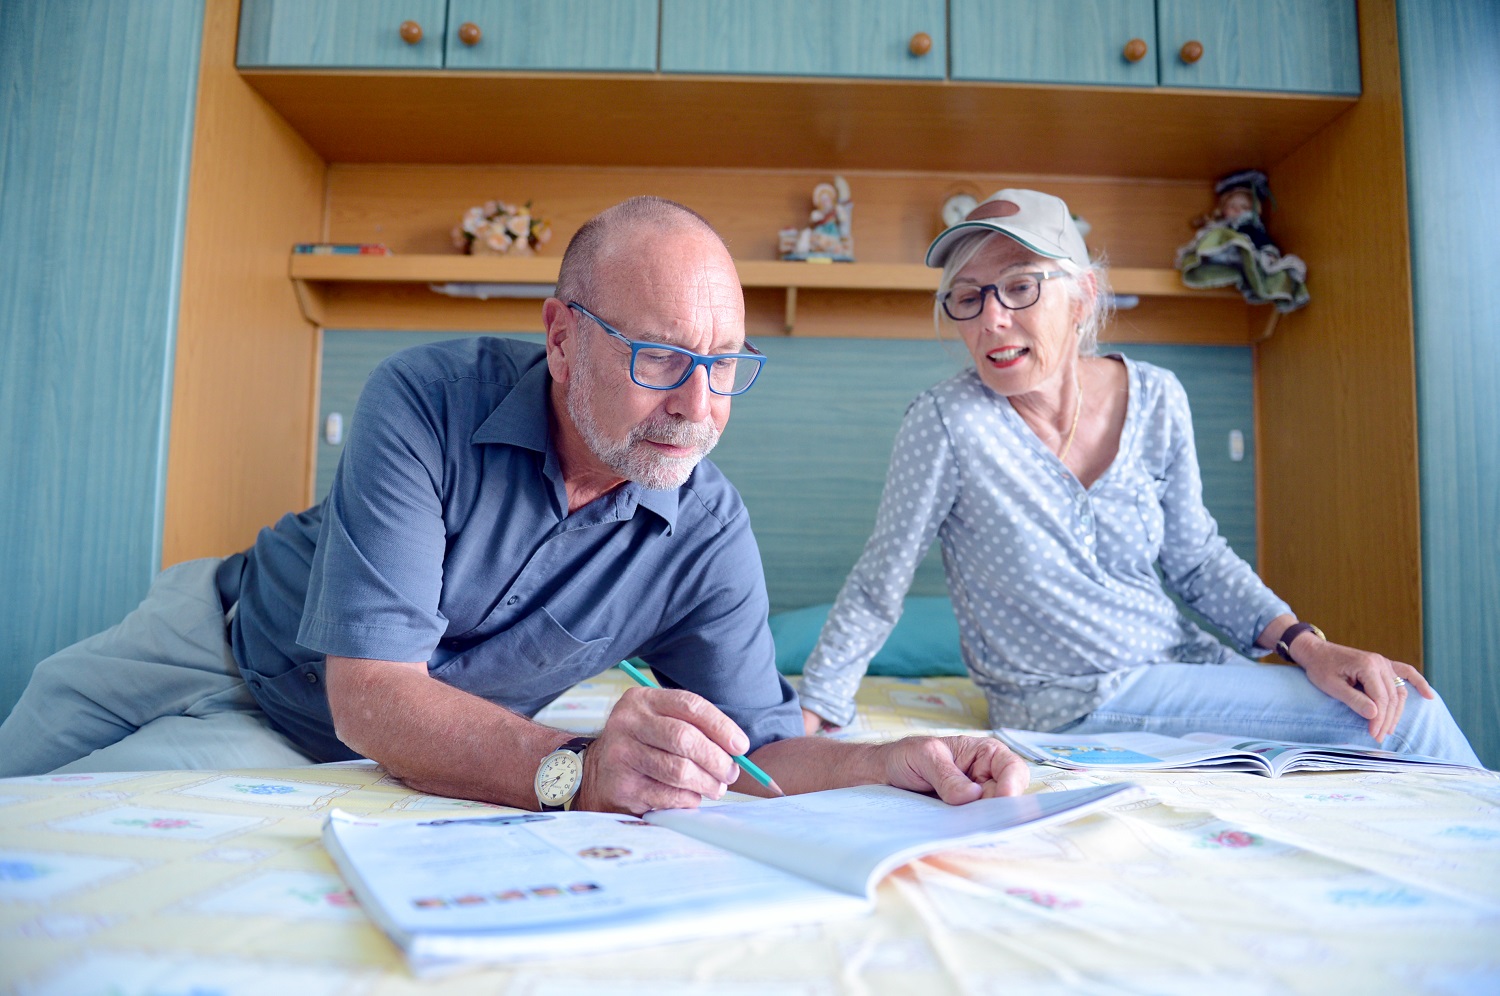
[797,393,961,729]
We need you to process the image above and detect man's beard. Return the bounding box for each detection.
[567,375,721,491]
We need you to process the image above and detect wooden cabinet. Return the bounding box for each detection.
[236,0,446,68]
[953,0,1359,95]
[3,0,207,718]
[660,0,946,79]
[1157,0,1360,94]
[444,0,656,71]
[951,0,1159,86]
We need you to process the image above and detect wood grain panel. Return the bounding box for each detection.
[236,0,447,69]
[1398,0,1500,765]
[163,0,327,565]
[239,71,1354,179]
[446,0,657,71]
[952,0,1158,86]
[1258,0,1422,665]
[661,0,945,79]
[1157,0,1360,94]
[314,334,1255,614]
[0,0,204,718]
[322,164,1221,267]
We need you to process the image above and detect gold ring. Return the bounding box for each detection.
[1393,677,1407,688]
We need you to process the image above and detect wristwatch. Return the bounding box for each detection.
[1275,622,1326,664]
[534,736,595,812]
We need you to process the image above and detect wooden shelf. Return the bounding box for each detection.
[242,71,1355,180]
[289,253,1263,341]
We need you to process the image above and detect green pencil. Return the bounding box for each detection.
[615,660,786,797]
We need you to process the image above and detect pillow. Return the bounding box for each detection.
[769,596,967,677]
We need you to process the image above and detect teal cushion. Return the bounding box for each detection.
[770,597,967,677]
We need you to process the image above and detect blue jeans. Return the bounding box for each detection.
[1057,660,1483,768]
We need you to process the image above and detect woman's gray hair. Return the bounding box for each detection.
[932,230,1113,357]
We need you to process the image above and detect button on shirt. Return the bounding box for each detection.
[228,336,800,762]
[797,357,1290,731]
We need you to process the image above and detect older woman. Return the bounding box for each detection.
[796,189,1480,766]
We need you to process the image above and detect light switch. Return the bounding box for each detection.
[1228,429,1245,462]
[325,412,344,446]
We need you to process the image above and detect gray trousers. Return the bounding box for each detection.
[0,558,317,776]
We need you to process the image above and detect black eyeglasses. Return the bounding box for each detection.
[939,270,1067,321]
[568,301,766,396]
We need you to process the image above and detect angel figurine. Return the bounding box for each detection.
[779,176,854,261]
[1175,169,1309,312]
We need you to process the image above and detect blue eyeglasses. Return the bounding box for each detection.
[568,301,766,396]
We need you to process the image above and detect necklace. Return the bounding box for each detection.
[1058,383,1083,463]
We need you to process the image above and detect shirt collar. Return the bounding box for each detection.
[470,357,681,531]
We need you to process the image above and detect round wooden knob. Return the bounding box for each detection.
[458,22,481,46]
[909,32,933,57]
[1180,40,1204,64]
[399,20,423,44]
[1123,38,1148,63]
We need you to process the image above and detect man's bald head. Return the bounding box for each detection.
[554,196,730,308]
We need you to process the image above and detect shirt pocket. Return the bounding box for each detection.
[429,606,614,706]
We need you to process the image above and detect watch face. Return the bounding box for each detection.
[535,749,585,807]
[942,193,979,228]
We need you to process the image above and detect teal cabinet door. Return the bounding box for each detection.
[2,0,204,718]
[1157,0,1360,94]
[445,0,656,70]
[661,0,946,79]
[237,0,447,68]
[952,0,1158,86]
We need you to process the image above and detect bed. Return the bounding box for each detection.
[3,665,1498,994]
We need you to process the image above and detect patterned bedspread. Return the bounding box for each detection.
[3,672,1498,994]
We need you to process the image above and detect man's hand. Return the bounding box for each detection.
[876,735,1030,803]
[574,686,749,815]
[1293,637,1433,742]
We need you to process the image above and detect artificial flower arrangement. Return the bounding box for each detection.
[451,199,553,256]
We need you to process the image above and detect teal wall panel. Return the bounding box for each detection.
[318,333,1254,617]
[237,0,447,68]
[1157,0,1360,94]
[445,0,658,71]
[1400,0,1500,767]
[951,0,1158,86]
[661,0,946,79]
[0,0,205,719]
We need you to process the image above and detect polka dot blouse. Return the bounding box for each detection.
[796,356,1290,730]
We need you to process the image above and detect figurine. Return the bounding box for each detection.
[779,176,854,261]
[1175,169,1309,312]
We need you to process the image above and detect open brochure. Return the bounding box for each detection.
[996,728,1484,777]
[323,781,1137,973]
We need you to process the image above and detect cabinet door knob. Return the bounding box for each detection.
[1123,38,1148,63]
[909,32,933,57]
[399,20,423,45]
[458,22,482,46]
[1179,40,1204,64]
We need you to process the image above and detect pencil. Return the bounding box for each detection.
[614,660,786,797]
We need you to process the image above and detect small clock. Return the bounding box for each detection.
[942,193,979,228]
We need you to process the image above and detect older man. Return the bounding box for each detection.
[0,197,1028,812]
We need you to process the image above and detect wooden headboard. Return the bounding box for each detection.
[317,333,1256,614]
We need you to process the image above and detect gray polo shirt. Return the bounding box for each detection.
[226,336,799,762]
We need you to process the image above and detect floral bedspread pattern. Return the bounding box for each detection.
[3,673,1497,994]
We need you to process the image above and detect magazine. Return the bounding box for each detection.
[996,728,1484,777]
[323,781,1138,973]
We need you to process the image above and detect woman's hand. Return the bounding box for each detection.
[1292,637,1434,742]
[802,707,838,735]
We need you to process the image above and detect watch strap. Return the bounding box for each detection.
[1275,622,1326,664]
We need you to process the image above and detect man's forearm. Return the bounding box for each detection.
[325,656,570,808]
[747,735,888,795]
